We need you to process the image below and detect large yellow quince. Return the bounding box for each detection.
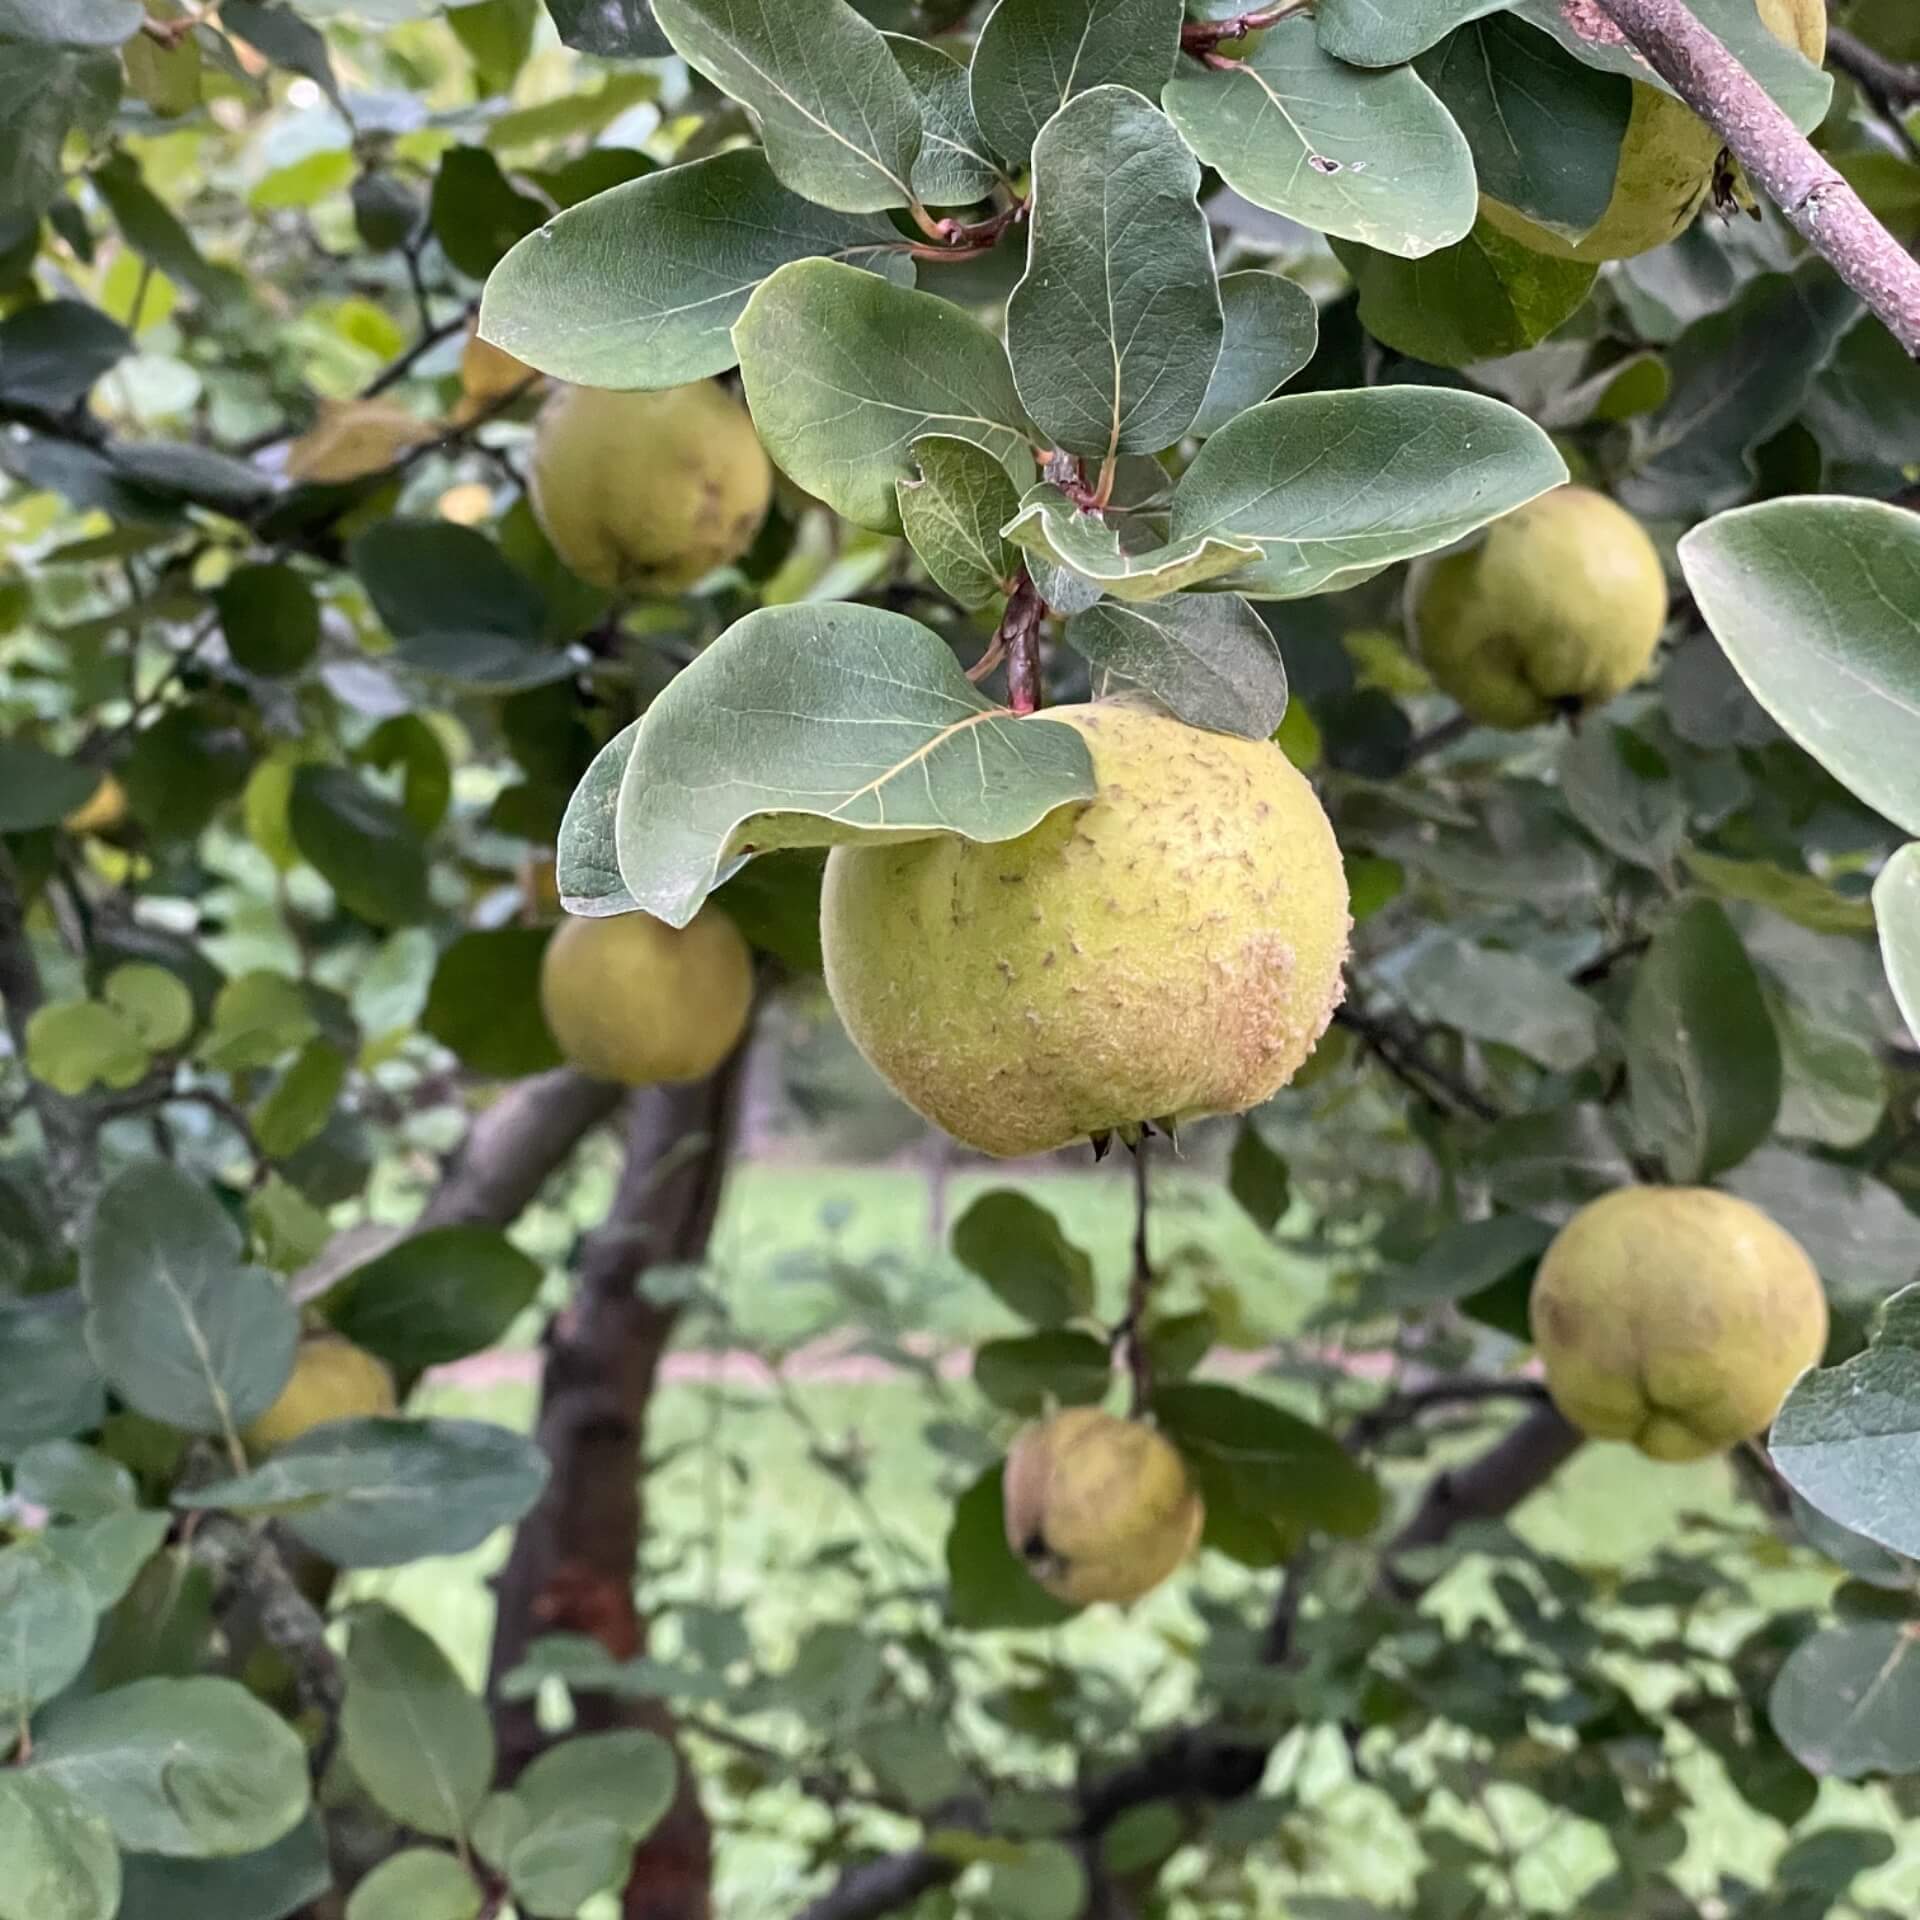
[819,701,1351,1158]
[244,1334,397,1454]
[1408,486,1668,729]
[1481,0,1826,262]
[1529,1186,1828,1462]
[1003,1408,1204,1607]
[530,382,772,595]
[539,907,753,1087]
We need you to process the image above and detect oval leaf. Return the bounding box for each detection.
[1770,1621,1920,1779]
[951,1190,1096,1327]
[1189,270,1318,439]
[972,1330,1113,1415]
[897,435,1022,610]
[1064,593,1287,739]
[0,1774,120,1920]
[0,1543,95,1722]
[321,1226,544,1375]
[1003,486,1259,601]
[344,1849,482,1920]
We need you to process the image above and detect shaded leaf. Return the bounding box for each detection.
[897,433,1021,610]
[1189,270,1317,438]
[973,1330,1113,1414]
[1065,593,1286,739]
[289,766,431,928]
[322,1227,544,1375]
[946,1463,1076,1628]
[1770,1621,1920,1778]
[0,1774,119,1920]
[0,1543,95,1721]
[951,1190,1096,1327]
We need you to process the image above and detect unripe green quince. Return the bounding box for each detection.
[1530,1186,1828,1462]
[245,1335,396,1454]
[530,381,772,595]
[1003,1407,1204,1607]
[540,906,753,1087]
[1480,0,1825,261]
[819,700,1351,1158]
[1407,486,1668,729]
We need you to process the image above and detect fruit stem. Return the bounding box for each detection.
[999,565,1047,715]
[1124,1140,1155,1417]
[1180,3,1305,57]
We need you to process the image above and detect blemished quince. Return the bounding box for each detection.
[1530,1186,1828,1462]
[64,772,128,836]
[820,701,1350,1158]
[1407,486,1668,729]
[1003,1408,1204,1607]
[530,381,772,595]
[245,1335,397,1454]
[540,906,753,1087]
[1480,0,1825,261]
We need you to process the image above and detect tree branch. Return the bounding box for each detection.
[1828,26,1920,165]
[419,1068,626,1231]
[1334,999,1504,1123]
[1592,0,1920,355]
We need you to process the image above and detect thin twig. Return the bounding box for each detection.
[1591,0,1920,354]
[1334,999,1504,1123]
[1123,1142,1154,1415]
[1828,26,1920,165]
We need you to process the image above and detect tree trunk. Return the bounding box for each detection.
[486,1055,745,1920]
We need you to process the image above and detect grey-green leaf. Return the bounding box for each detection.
[82,1160,298,1438]
[897,434,1021,609]
[174,1418,550,1568]
[341,1607,494,1840]
[0,1298,107,1459]
[1625,895,1781,1183]
[1065,593,1286,739]
[479,150,913,391]
[968,0,1182,171]
[1162,18,1476,258]
[0,1774,120,1920]
[1875,842,1920,1047]
[606,603,1095,927]
[1772,1287,1920,1563]
[651,0,923,212]
[1168,387,1566,600]
[973,1330,1113,1414]
[1679,498,1920,837]
[1008,87,1221,461]
[736,257,1032,533]
[43,1511,170,1611]
[515,1730,677,1840]
[1003,485,1258,601]
[320,1227,543,1374]
[557,721,642,918]
[1317,0,1513,65]
[507,1815,635,1919]
[1189,271,1318,438]
[1770,1621,1920,1778]
[114,1815,333,1920]
[344,1849,482,1920]
[30,1677,308,1858]
[888,36,1002,205]
[0,1544,95,1722]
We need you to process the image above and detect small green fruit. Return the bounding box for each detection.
[245,1335,396,1454]
[820,701,1350,1158]
[1408,486,1668,729]
[540,907,753,1087]
[1530,1186,1828,1462]
[530,381,772,595]
[1003,1408,1204,1607]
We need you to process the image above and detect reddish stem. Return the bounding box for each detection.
[911,199,1029,263]
[999,567,1047,716]
[1180,3,1302,55]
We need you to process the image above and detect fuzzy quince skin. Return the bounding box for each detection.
[244,1335,396,1454]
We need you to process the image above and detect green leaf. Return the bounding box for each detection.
[344,1849,480,1920]
[102,964,193,1051]
[1625,896,1781,1183]
[1773,1287,1920,1563]
[1770,1621,1920,1778]
[423,928,562,1077]
[1417,14,1629,237]
[557,721,641,918]
[516,1730,677,1840]
[983,1842,1088,1920]
[81,1160,299,1437]
[13,1440,133,1519]
[1008,87,1221,461]
[322,1227,543,1374]
[897,434,1021,609]
[1162,18,1476,258]
[479,150,913,391]
[605,603,1095,927]
[0,0,140,44]
[341,1607,494,1839]
[973,1330,1113,1414]
[448,0,537,94]
[1317,0,1511,65]
[1397,936,1602,1071]
[1679,498,1920,837]
[1772,995,1886,1151]
[0,1298,107,1460]
[1228,1121,1289,1231]
[198,970,317,1073]
[1003,486,1259,601]
[1168,388,1566,599]
[216,563,319,678]
[252,1041,349,1161]
[0,45,118,217]
[1064,593,1286,739]
[1559,722,1687,872]
[289,765,431,928]
[1374,1212,1555,1313]
[30,1676,308,1858]
[1684,850,1876,937]
[25,1000,149,1095]
[0,300,130,411]
[0,1774,119,1920]
[951,1190,1095,1327]
[0,743,102,830]
[0,1543,95,1721]
[946,1463,1076,1629]
[351,521,562,689]
[1335,220,1598,369]
[43,1510,171,1611]
[736,257,1032,533]
[175,1417,550,1567]
[542,0,670,55]
[888,35,1001,204]
[651,0,922,212]
[968,0,1181,171]
[1721,1148,1916,1318]
[1876,843,1920,1047]
[1189,271,1318,439]
[429,146,545,281]
[507,1815,635,1918]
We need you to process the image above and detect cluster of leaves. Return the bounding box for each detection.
[0,0,1918,1917]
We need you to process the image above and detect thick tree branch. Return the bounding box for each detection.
[419,1068,626,1230]
[1592,0,1920,354]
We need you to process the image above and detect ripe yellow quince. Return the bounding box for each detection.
[245,1335,397,1454]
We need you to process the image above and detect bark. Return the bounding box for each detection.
[486,1056,746,1920]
